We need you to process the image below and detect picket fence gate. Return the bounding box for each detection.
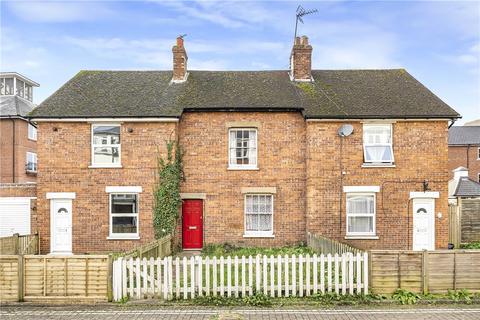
[112,252,368,301]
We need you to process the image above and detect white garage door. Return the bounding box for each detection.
[0,197,31,237]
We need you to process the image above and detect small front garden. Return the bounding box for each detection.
[120,289,480,307]
[201,243,316,258]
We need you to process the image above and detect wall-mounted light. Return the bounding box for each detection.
[128,128,134,133]
[53,127,58,132]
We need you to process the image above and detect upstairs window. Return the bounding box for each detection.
[109,193,139,238]
[229,128,257,169]
[28,124,37,141]
[91,124,121,167]
[26,152,37,173]
[0,78,14,95]
[346,193,376,236]
[363,124,394,164]
[244,194,273,236]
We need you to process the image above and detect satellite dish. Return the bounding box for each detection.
[338,124,353,137]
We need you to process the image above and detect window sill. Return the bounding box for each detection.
[228,167,259,171]
[89,164,123,169]
[107,236,140,240]
[362,163,395,168]
[243,233,274,238]
[344,235,379,240]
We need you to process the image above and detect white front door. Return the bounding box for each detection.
[413,198,435,251]
[50,199,72,254]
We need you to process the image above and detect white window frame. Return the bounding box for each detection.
[228,128,258,170]
[26,152,37,173]
[477,147,480,160]
[363,124,394,164]
[243,193,274,238]
[91,123,121,168]
[478,173,480,184]
[28,123,37,141]
[108,193,139,239]
[346,192,376,237]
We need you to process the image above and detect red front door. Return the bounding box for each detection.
[182,199,203,249]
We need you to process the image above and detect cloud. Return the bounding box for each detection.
[5,0,113,23]
[151,0,282,29]
[63,35,288,69]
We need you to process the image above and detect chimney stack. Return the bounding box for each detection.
[172,36,188,83]
[289,35,313,82]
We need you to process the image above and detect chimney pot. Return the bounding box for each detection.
[301,36,309,45]
[294,37,301,45]
[176,36,184,48]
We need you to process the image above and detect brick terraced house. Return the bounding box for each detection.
[29,36,460,254]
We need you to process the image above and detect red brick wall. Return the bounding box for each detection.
[178,112,307,247]
[35,116,450,253]
[36,121,177,254]
[0,118,36,183]
[448,145,480,182]
[306,121,450,250]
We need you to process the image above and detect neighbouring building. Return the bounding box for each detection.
[448,167,480,244]
[29,36,460,255]
[0,72,39,237]
[448,125,480,182]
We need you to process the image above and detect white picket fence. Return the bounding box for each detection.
[112,252,368,301]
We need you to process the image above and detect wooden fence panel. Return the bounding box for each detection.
[0,234,39,255]
[461,199,480,243]
[0,256,20,302]
[370,250,480,294]
[21,255,109,302]
[121,235,171,260]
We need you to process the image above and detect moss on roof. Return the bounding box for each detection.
[29,69,460,119]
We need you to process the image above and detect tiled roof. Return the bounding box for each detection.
[0,96,36,117]
[448,126,480,145]
[29,69,460,119]
[454,177,480,197]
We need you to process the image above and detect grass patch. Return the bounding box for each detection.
[201,243,315,258]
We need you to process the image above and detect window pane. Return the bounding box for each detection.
[4,78,13,95]
[93,126,120,144]
[259,214,272,231]
[111,194,137,213]
[364,126,391,144]
[25,85,32,100]
[16,79,24,97]
[246,214,258,231]
[365,145,393,162]
[94,146,120,164]
[347,195,374,214]
[0,78,4,95]
[348,216,373,233]
[112,216,137,234]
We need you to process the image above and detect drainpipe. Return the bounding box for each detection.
[9,116,16,183]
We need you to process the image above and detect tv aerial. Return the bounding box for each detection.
[294,5,318,40]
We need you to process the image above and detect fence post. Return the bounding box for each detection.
[422,250,429,295]
[17,255,24,302]
[107,255,113,302]
[13,233,19,254]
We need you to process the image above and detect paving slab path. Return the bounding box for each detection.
[1,305,480,320]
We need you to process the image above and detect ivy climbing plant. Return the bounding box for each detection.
[153,141,183,239]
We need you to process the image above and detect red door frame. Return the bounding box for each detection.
[182,199,204,250]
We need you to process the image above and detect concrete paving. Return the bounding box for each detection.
[1,305,480,320]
